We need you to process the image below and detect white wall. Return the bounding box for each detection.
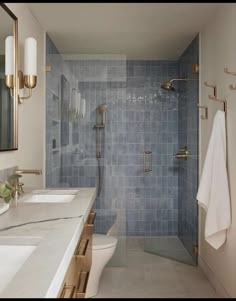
[1,3,45,187]
[199,3,236,297]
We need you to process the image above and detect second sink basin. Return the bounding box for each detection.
[0,242,37,293]
[32,189,79,195]
[23,194,75,203]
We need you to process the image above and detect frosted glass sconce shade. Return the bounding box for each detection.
[24,37,37,76]
[5,35,14,76]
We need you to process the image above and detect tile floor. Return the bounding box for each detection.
[94,237,218,298]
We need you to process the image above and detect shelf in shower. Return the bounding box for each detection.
[52,119,60,124]
[52,148,60,153]
[47,87,59,99]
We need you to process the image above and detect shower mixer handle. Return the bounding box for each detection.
[173,146,189,160]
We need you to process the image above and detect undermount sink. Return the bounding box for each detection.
[0,241,37,293]
[22,189,79,203]
[23,194,75,203]
[32,189,79,195]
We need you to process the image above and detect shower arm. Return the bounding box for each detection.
[170,78,197,83]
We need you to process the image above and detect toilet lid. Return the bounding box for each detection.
[92,234,117,250]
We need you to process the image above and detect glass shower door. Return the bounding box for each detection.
[143,35,199,266]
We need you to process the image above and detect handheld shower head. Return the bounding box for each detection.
[97,104,108,113]
[95,104,108,129]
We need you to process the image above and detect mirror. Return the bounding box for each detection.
[0,4,18,151]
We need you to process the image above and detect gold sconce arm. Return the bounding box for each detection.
[18,88,32,102]
[4,71,37,104]
[18,71,37,104]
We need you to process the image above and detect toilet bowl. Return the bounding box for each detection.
[85,234,117,298]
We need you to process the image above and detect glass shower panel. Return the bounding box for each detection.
[143,35,199,266]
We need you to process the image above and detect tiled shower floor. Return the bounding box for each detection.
[93,236,218,298]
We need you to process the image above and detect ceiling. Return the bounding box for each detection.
[28,3,222,60]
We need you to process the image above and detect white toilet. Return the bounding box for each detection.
[85,234,117,298]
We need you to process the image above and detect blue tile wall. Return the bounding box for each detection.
[177,35,199,262]
[57,59,179,236]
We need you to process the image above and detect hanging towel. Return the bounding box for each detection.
[197,110,231,249]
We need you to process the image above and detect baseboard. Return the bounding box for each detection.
[198,255,230,298]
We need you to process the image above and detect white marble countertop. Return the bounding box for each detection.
[0,187,96,298]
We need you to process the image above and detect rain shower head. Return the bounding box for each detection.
[161,78,190,91]
[161,81,175,91]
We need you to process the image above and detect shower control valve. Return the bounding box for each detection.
[173,146,189,160]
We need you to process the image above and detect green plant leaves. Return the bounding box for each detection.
[0,181,14,203]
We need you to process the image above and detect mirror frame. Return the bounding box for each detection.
[0,3,18,151]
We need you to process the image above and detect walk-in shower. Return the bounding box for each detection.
[95,104,108,197]
[46,33,199,268]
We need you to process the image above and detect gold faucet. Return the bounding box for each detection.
[11,169,42,202]
[14,169,42,175]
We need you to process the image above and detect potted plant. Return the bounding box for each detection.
[0,174,22,215]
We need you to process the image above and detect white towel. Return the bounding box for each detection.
[197,110,231,249]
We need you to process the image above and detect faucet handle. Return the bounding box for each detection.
[8,173,22,186]
[18,182,24,195]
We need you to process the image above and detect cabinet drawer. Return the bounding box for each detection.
[58,210,96,298]
[58,256,83,298]
[60,283,76,298]
[74,237,90,258]
[73,271,90,298]
[87,212,96,227]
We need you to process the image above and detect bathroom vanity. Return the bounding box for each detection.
[0,187,96,298]
[58,211,96,298]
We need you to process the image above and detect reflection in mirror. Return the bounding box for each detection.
[0,4,17,151]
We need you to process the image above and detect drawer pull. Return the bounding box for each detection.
[87,212,96,226]
[74,238,89,257]
[75,271,89,297]
[60,283,76,298]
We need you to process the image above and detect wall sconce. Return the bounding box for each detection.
[5,36,14,91]
[5,36,37,104]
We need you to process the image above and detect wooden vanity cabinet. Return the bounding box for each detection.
[58,211,96,298]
